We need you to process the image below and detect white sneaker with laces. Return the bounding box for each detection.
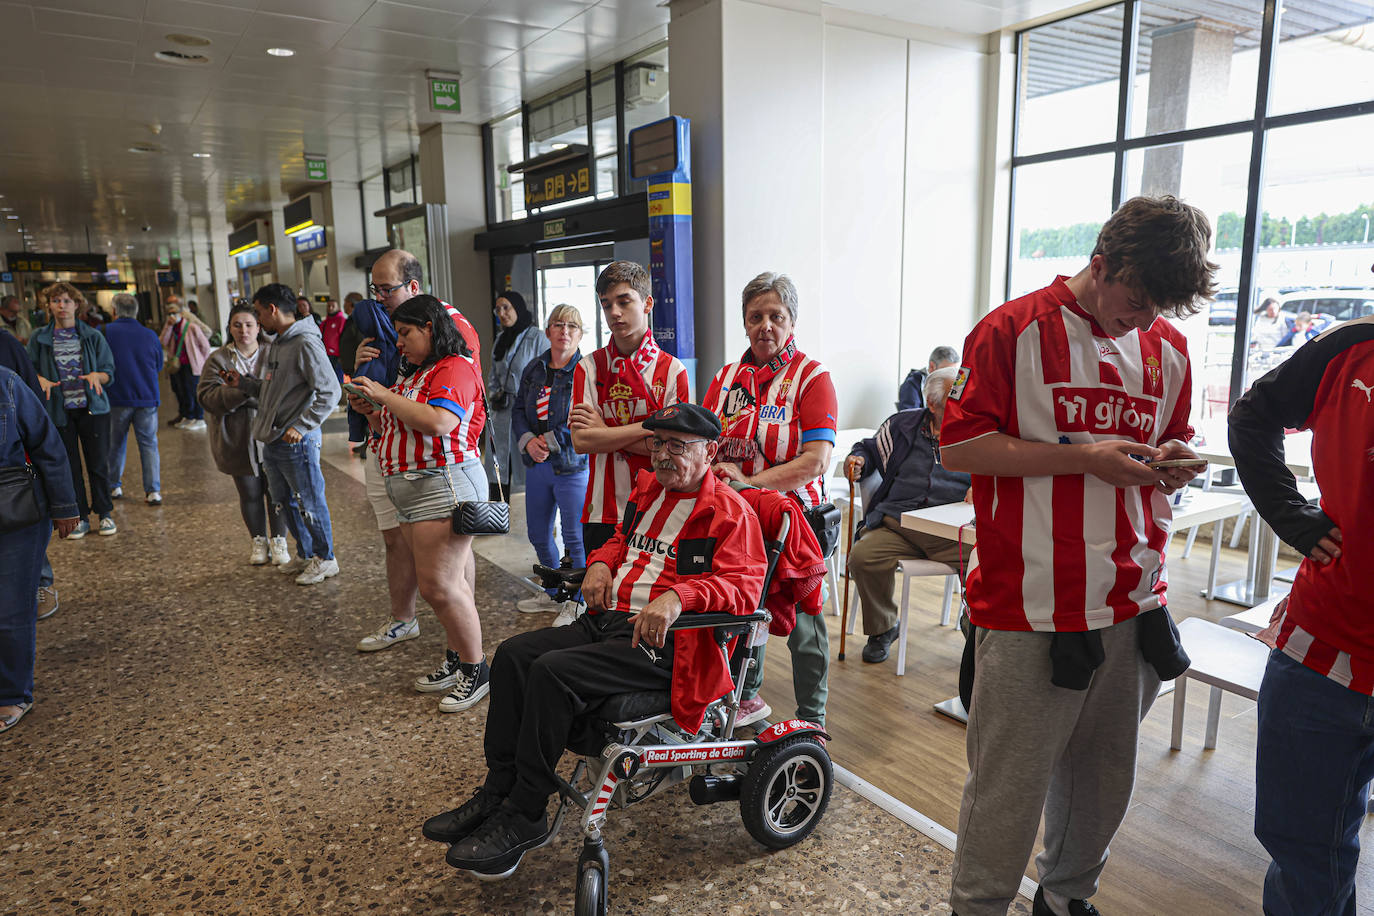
[295,556,340,585]
[249,536,269,565]
[552,601,582,628]
[146,491,162,506]
[269,536,291,566]
[357,617,419,652]
[515,593,559,614]
[97,516,117,536]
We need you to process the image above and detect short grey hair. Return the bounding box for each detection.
[741,272,799,324]
[929,345,959,367]
[112,293,139,318]
[924,366,960,407]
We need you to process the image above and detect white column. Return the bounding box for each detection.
[419,121,493,374]
[326,182,368,300]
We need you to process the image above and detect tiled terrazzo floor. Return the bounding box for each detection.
[0,415,992,915]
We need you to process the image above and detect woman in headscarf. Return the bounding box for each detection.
[485,290,542,501]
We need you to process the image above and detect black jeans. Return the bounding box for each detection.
[483,611,673,817]
[232,472,286,539]
[57,408,113,519]
[170,365,202,420]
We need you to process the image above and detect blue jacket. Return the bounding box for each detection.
[26,321,117,425]
[103,318,163,407]
[849,407,970,532]
[512,348,587,475]
[0,331,39,396]
[0,365,78,519]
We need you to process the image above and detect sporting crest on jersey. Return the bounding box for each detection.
[608,379,635,424]
[1144,356,1162,390]
[776,376,793,398]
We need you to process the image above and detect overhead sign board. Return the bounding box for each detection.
[293,225,327,253]
[5,252,108,273]
[524,161,592,209]
[429,78,461,113]
[304,153,327,181]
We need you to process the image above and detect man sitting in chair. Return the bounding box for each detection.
[845,367,972,664]
[425,403,766,876]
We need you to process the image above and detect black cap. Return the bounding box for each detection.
[642,403,722,440]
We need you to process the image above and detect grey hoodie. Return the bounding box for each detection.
[240,317,341,443]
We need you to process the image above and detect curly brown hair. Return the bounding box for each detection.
[1092,196,1219,319]
[41,281,88,317]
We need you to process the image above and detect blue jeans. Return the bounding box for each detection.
[108,405,161,494]
[0,519,50,706]
[261,428,334,561]
[1256,649,1374,916]
[524,460,588,595]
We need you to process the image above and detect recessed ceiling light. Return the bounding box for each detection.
[192,152,212,158]
[266,47,295,57]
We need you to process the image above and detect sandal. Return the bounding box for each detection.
[0,702,32,734]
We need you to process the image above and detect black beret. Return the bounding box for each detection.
[642,403,722,440]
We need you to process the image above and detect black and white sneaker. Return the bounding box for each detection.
[414,650,463,693]
[445,803,547,876]
[422,787,504,843]
[438,658,491,713]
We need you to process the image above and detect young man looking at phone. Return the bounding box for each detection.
[941,197,1216,916]
[569,261,689,554]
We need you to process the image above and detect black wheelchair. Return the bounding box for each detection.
[463,513,833,916]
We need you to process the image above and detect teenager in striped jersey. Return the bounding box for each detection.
[941,197,1217,916]
[569,261,690,555]
[701,272,838,728]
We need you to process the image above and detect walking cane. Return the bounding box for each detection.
[837,470,858,661]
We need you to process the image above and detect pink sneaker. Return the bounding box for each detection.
[735,697,772,727]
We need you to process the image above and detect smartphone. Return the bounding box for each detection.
[1146,458,1209,470]
[341,381,382,411]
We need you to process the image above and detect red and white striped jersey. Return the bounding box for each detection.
[701,355,838,510]
[941,277,1194,632]
[573,340,690,525]
[377,355,486,475]
[440,301,482,368]
[609,487,695,612]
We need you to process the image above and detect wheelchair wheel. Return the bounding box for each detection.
[574,862,607,916]
[740,737,832,849]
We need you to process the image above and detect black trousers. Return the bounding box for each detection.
[483,611,673,817]
[170,365,202,420]
[582,522,616,556]
[57,408,113,519]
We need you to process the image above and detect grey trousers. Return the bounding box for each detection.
[949,616,1160,916]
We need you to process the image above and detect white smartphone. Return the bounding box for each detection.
[1146,458,1209,470]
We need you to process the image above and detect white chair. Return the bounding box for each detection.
[1168,491,1250,600]
[1170,617,1269,750]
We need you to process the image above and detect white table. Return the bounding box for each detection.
[1191,429,1314,607]
[900,504,976,725]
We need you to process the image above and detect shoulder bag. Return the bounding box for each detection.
[0,463,44,532]
[451,390,511,536]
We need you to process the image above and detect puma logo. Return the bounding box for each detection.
[1353,379,1374,402]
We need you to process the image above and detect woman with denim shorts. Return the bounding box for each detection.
[510,304,589,624]
[347,296,491,715]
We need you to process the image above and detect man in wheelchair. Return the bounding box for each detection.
[424,403,767,876]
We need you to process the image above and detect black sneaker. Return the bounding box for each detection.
[445,803,547,874]
[414,649,463,693]
[862,625,900,664]
[1032,886,1101,916]
[422,787,504,843]
[438,659,491,713]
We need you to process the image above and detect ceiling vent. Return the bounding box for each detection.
[165,33,212,47]
[154,49,211,66]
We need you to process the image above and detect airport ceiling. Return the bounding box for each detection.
[0,0,1081,265]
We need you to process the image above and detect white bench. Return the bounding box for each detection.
[1170,616,1270,750]
[1218,592,1289,634]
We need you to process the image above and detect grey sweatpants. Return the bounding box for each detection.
[949,616,1160,916]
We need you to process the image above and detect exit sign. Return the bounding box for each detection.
[429,78,460,113]
[304,153,327,181]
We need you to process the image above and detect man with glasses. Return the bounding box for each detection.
[353,249,485,655]
[423,403,765,878]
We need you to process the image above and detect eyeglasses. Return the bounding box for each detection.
[644,436,710,456]
[548,321,582,333]
[368,282,405,297]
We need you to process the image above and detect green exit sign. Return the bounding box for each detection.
[429,78,460,113]
[304,154,327,181]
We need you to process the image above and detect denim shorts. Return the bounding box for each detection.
[384,458,487,525]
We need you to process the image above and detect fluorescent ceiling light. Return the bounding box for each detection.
[192,152,212,158]
[266,47,294,57]
[5,215,17,220]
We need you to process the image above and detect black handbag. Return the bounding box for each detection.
[804,501,842,559]
[0,463,43,533]
[451,392,511,536]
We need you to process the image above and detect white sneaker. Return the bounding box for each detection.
[249,536,269,565]
[552,601,582,628]
[295,556,339,585]
[516,593,559,614]
[97,516,117,536]
[146,491,162,506]
[182,419,207,431]
[110,486,123,499]
[269,536,291,566]
[357,617,419,652]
